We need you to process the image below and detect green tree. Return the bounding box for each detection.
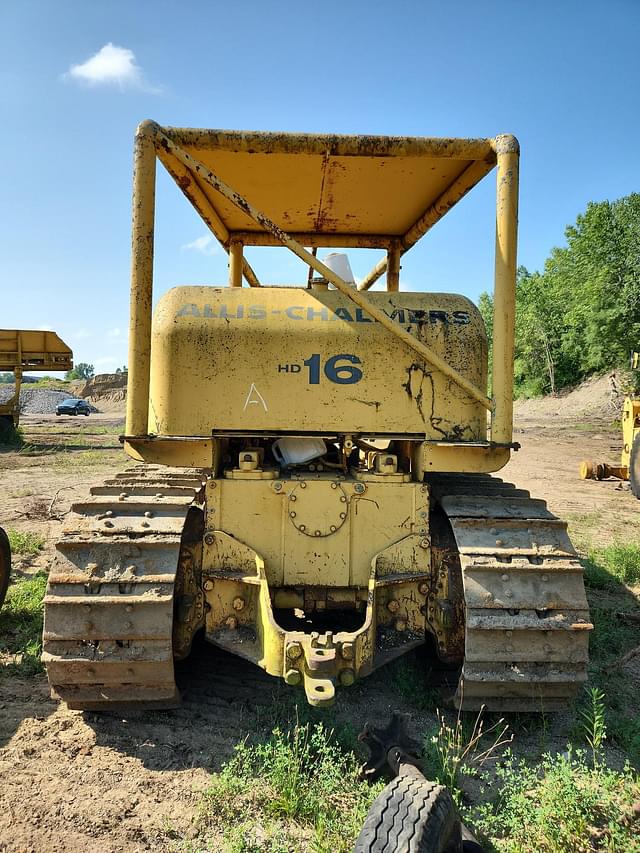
[65,363,94,381]
[478,193,640,398]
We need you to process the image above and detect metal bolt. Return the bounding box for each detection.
[155,493,163,499]
[104,520,114,528]
[205,533,215,546]
[233,597,245,612]
[340,669,355,687]
[119,492,128,500]
[341,642,354,660]
[330,525,337,532]
[339,512,346,519]
[144,511,154,518]
[124,621,133,630]
[104,510,114,518]
[331,482,337,489]
[315,530,321,537]
[290,511,296,518]
[290,495,297,502]
[419,538,429,549]
[504,590,513,598]
[541,574,549,582]
[387,599,400,614]
[490,528,498,535]
[126,605,133,613]
[299,524,306,532]
[287,642,302,660]
[505,630,513,638]
[203,580,214,591]
[418,582,429,595]
[274,482,282,491]
[225,615,238,630]
[395,618,407,632]
[495,539,504,546]
[354,483,365,494]
[141,521,150,528]
[340,495,347,503]
[300,482,307,489]
[501,574,509,581]
[506,644,514,652]
[210,482,217,489]
[284,669,301,686]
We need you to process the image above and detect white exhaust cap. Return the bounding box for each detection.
[322,253,356,288]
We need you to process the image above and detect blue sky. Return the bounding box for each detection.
[1,0,639,374]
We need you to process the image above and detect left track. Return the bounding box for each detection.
[42,465,207,711]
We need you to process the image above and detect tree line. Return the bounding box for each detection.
[479,193,640,397]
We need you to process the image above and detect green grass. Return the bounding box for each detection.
[0,572,47,674]
[0,421,24,448]
[385,650,440,711]
[465,748,640,852]
[7,529,45,556]
[583,543,640,588]
[192,722,383,852]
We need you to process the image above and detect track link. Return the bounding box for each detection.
[42,465,207,710]
[429,474,592,712]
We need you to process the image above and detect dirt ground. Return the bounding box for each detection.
[0,407,639,852]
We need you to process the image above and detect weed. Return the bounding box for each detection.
[422,706,512,804]
[584,543,640,588]
[580,686,607,767]
[465,748,640,853]
[7,529,45,556]
[0,573,47,674]
[197,721,382,853]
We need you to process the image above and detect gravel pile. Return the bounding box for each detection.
[0,386,98,414]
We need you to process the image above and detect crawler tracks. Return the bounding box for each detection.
[430,474,592,711]
[42,465,206,711]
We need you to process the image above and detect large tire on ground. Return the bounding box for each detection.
[0,527,11,610]
[354,766,461,853]
[629,433,640,499]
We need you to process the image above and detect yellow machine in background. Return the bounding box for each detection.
[0,330,73,427]
[580,353,640,496]
[42,123,592,712]
[0,331,71,608]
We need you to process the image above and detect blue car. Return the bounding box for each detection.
[55,398,91,416]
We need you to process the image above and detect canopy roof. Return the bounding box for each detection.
[154,126,501,248]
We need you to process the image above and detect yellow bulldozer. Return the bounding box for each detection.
[0,330,72,608]
[42,123,592,712]
[580,353,640,497]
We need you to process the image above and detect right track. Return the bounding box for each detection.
[429,474,593,712]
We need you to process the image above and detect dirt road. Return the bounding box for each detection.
[0,411,638,852]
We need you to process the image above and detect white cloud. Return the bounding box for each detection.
[73,328,91,339]
[181,234,220,256]
[107,327,121,338]
[63,43,161,93]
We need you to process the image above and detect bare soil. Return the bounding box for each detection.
[0,405,639,853]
